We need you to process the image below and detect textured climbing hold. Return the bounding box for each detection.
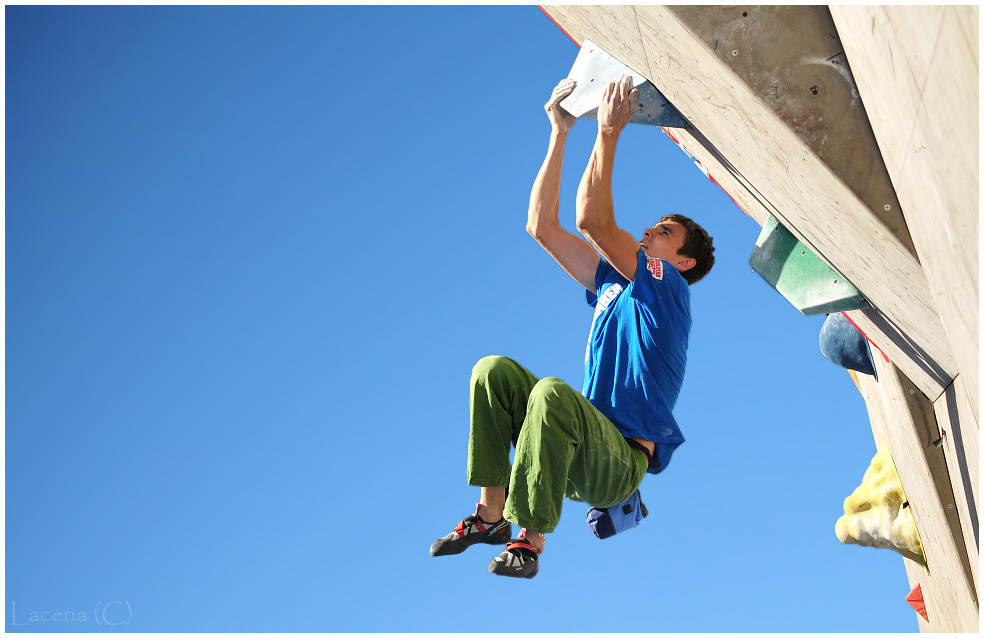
[906,583,929,621]
[559,39,690,128]
[835,445,926,566]
[748,216,869,315]
[819,312,876,376]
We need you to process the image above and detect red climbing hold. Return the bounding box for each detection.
[906,584,928,621]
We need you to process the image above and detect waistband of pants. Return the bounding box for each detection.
[624,438,659,471]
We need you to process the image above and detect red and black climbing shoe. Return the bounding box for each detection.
[488,533,541,579]
[429,504,512,557]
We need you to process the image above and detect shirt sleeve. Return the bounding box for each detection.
[629,249,686,311]
[585,258,619,306]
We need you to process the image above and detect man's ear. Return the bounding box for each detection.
[676,256,697,272]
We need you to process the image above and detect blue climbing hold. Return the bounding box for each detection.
[819,313,876,376]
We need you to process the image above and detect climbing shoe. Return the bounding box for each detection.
[429,504,512,557]
[488,534,541,579]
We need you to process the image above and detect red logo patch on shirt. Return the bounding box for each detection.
[647,257,663,280]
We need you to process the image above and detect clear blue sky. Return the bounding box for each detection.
[6,5,916,633]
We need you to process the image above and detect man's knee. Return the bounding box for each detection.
[472,355,526,388]
[527,377,575,413]
[520,377,578,446]
[472,355,509,384]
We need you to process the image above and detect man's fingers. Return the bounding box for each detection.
[549,79,576,103]
[547,90,566,106]
[619,74,632,100]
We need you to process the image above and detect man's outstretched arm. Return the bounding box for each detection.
[575,75,644,281]
[527,79,601,292]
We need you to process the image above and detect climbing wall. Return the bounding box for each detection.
[855,358,977,631]
[539,5,979,632]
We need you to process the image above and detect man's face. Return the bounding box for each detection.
[639,220,689,266]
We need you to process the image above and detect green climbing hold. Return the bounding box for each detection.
[749,216,869,315]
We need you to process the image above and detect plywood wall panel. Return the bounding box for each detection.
[831,4,979,434]
[661,127,951,400]
[665,5,915,256]
[540,5,651,75]
[627,5,956,386]
[894,7,979,423]
[828,6,944,177]
[857,362,978,632]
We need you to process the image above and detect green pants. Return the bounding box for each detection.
[467,355,647,533]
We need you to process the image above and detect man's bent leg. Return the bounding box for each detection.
[503,377,646,534]
[467,356,540,491]
[430,356,540,558]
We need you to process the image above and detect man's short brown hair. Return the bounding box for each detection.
[659,214,715,285]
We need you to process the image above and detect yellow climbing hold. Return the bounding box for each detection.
[835,445,926,566]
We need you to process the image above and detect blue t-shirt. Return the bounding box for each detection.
[583,249,692,474]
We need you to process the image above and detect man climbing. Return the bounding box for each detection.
[429,75,716,578]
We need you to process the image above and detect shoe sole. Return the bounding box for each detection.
[430,521,512,557]
[430,533,511,557]
[488,561,538,579]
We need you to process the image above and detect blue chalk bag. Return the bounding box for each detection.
[585,490,648,539]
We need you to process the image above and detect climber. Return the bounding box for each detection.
[429,75,716,578]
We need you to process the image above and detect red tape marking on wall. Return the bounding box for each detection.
[708,174,749,216]
[840,311,890,362]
